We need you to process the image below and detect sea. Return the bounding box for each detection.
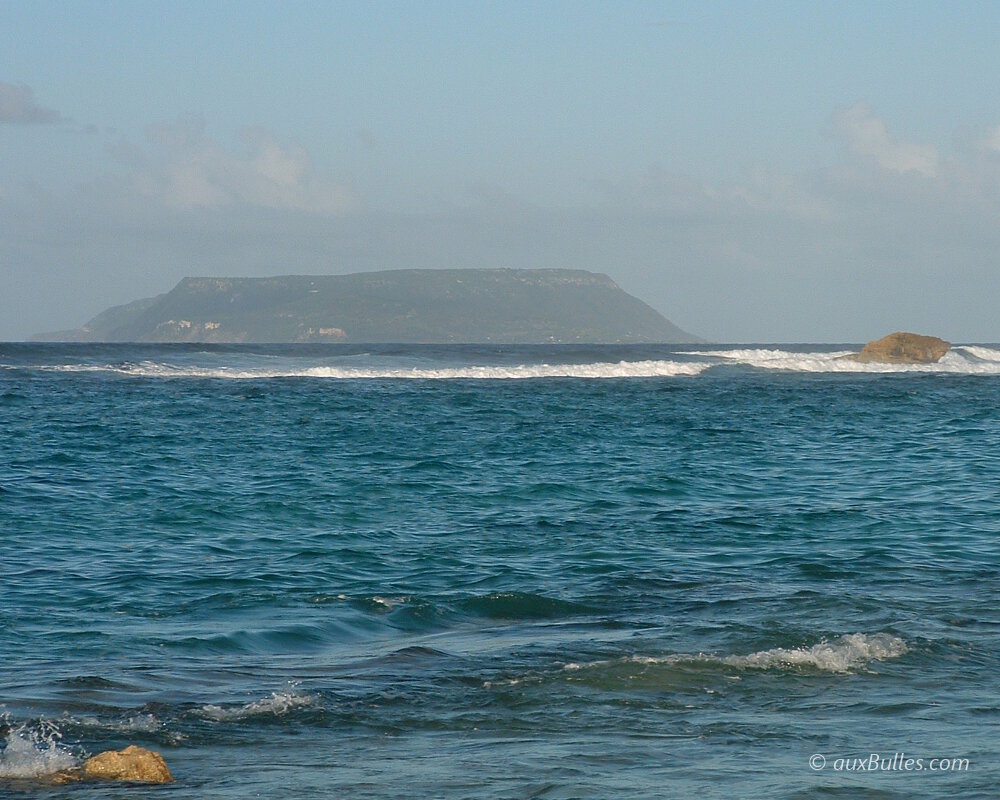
[1,342,998,799]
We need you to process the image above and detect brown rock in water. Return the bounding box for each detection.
[849,332,950,364]
[81,745,173,783]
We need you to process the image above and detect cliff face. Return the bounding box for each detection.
[34,269,699,344]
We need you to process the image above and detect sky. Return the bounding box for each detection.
[3,0,1000,342]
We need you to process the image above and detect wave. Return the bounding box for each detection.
[337,591,595,625]
[956,345,1000,363]
[67,712,163,735]
[197,687,319,722]
[14,344,1000,379]
[683,346,1000,374]
[42,711,187,749]
[559,633,907,677]
[484,633,909,692]
[458,591,596,620]
[717,632,908,672]
[33,359,711,380]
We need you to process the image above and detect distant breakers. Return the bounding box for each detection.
[843,332,950,364]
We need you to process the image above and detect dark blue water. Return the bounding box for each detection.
[2,344,998,798]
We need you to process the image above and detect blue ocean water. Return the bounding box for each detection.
[1,343,999,798]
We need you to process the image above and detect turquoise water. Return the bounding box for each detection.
[1,343,998,798]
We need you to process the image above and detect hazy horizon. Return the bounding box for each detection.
[18,269,997,346]
[4,2,1000,343]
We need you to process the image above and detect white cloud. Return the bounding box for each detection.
[131,116,356,214]
[7,104,1000,342]
[833,103,938,177]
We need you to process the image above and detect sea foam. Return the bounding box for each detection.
[40,359,711,380]
[718,632,908,672]
[684,346,1000,374]
[198,688,319,722]
[29,345,1000,379]
[956,345,1000,363]
[558,633,909,678]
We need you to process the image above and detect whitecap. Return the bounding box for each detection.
[76,712,162,734]
[954,345,1000,363]
[199,688,318,722]
[719,632,908,673]
[39,359,711,380]
[683,346,1000,374]
[555,633,908,677]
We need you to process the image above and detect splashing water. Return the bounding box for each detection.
[199,688,319,722]
[558,633,909,679]
[719,633,909,673]
[0,718,78,779]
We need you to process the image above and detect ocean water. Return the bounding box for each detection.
[1,342,998,799]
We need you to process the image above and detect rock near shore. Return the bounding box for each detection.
[52,745,173,785]
[849,332,950,364]
[82,745,173,783]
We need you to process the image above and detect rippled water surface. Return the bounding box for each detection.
[1,344,998,798]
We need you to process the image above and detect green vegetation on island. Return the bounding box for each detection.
[34,269,698,344]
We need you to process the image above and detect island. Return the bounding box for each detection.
[33,269,699,344]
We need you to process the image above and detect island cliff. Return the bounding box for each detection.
[33,269,698,344]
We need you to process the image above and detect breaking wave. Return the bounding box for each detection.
[559,633,908,677]
[35,359,710,380]
[14,344,1000,379]
[0,719,78,780]
[682,346,1000,374]
[484,633,909,691]
[66,712,164,735]
[956,345,1000,363]
[198,688,320,722]
[717,632,908,672]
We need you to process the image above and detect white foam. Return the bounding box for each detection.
[719,632,908,673]
[79,712,161,734]
[28,344,1000,378]
[558,633,908,677]
[0,722,78,779]
[370,595,408,609]
[955,345,1000,363]
[64,712,185,744]
[199,688,318,721]
[39,359,710,380]
[119,713,161,733]
[685,347,1000,374]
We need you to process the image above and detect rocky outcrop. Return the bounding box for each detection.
[82,746,173,783]
[53,746,173,784]
[847,332,950,364]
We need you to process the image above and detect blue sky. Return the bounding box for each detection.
[3,0,1000,341]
